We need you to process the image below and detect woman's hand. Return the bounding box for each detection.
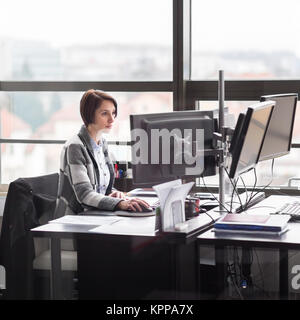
[116,198,150,212]
[109,191,126,199]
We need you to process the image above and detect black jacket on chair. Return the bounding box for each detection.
[0,173,58,299]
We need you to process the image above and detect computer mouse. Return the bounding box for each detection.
[127,203,153,213]
[136,204,153,213]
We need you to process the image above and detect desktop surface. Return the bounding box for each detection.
[31,215,158,239]
[198,195,300,249]
[31,209,209,300]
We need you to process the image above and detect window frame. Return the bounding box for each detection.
[0,0,299,193]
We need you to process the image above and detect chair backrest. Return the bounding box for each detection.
[24,173,59,197]
[0,173,59,299]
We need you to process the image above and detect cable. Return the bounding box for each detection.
[230,177,239,213]
[246,168,258,208]
[252,248,269,298]
[227,262,244,300]
[245,159,275,209]
[224,167,244,212]
[233,248,245,299]
[201,176,231,214]
[203,210,216,223]
[240,176,249,205]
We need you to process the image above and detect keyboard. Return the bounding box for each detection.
[275,201,300,220]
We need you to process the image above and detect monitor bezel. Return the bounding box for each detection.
[229,112,246,154]
[229,101,275,179]
[130,110,218,187]
[259,93,298,162]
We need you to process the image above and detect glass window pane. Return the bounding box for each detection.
[0,91,172,183]
[2,143,61,183]
[0,91,172,141]
[0,0,172,81]
[198,100,300,143]
[192,0,300,79]
[200,149,300,188]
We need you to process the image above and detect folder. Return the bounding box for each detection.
[214,213,290,234]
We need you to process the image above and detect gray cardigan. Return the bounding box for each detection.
[54,125,123,218]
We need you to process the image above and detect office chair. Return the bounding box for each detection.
[0,173,77,300]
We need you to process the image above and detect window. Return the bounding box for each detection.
[0,0,172,81]
[0,91,172,182]
[192,0,300,80]
[0,91,172,140]
[1,1,299,190]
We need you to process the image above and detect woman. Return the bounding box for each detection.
[54,89,150,218]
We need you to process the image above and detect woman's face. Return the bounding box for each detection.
[93,100,116,133]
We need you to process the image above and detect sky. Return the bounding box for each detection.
[192,0,300,56]
[1,0,300,56]
[0,0,172,47]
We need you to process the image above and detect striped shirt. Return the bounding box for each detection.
[89,137,110,195]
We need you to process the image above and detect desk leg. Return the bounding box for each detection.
[279,248,289,300]
[170,244,178,299]
[172,242,198,300]
[215,245,227,299]
[196,243,202,299]
[50,238,63,300]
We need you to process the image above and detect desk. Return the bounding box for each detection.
[197,196,300,299]
[31,210,218,300]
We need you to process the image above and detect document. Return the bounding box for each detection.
[153,179,182,210]
[127,188,157,197]
[153,179,194,230]
[49,215,123,226]
[89,216,156,236]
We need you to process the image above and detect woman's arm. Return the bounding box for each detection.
[66,143,122,211]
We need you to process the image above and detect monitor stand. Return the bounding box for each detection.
[218,70,227,214]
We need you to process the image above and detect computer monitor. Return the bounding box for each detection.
[259,93,298,162]
[229,101,275,179]
[130,110,218,187]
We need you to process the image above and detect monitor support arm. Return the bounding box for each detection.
[196,71,235,213]
[218,70,232,213]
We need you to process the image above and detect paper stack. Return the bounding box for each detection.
[153,179,194,231]
[214,213,291,236]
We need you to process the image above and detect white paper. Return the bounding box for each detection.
[153,179,182,212]
[89,216,156,235]
[153,179,194,230]
[162,182,194,230]
[49,215,122,226]
[127,188,157,197]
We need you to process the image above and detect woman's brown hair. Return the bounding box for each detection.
[80,89,118,127]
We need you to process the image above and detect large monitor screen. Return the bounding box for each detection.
[259,93,298,162]
[229,101,275,179]
[130,110,218,187]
